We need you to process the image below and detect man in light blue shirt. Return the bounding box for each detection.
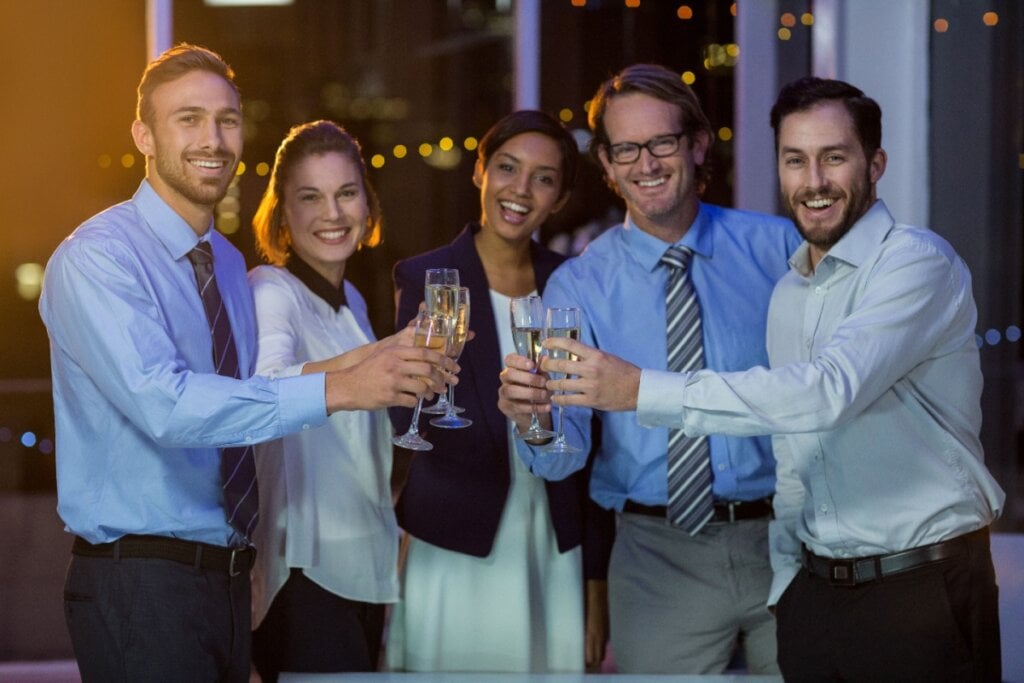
[499,64,800,674]
[541,78,1004,681]
[40,44,447,682]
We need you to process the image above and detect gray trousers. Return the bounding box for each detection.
[608,513,778,674]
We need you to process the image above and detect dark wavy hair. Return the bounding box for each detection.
[770,77,882,159]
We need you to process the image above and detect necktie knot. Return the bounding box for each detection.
[188,242,214,267]
[661,245,693,272]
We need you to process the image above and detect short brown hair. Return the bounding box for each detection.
[587,63,713,189]
[136,43,239,127]
[252,120,382,266]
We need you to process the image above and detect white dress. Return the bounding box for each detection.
[386,289,583,673]
[248,265,399,627]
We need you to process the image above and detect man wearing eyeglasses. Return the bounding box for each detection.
[498,64,800,674]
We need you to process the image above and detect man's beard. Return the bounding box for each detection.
[784,168,874,252]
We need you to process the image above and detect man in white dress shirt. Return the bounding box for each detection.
[540,77,1005,680]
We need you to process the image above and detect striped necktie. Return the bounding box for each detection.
[661,246,713,535]
[187,242,259,542]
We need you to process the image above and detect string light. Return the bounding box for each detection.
[982,11,998,26]
[934,18,949,33]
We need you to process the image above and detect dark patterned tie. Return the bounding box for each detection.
[187,242,259,541]
[661,246,714,535]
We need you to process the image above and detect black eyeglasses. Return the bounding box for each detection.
[606,131,687,164]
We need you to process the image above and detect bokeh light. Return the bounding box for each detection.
[934,18,949,32]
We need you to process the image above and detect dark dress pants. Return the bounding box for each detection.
[252,568,386,682]
[776,529,1001,682]
[64,553,252,682]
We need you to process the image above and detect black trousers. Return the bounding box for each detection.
[64,553,251,683]
[776,529,1001,682]
[252,568,386,682]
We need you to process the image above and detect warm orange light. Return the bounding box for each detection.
[934,18,949,32]
[777,27,792,41]
[682,71,696,85]
[418,143,433,157]
[370,154,385,169]
[780,12,796,27]
[625,0,640,7]
[677,5,693,20]
[121,153,135,168]
[559,108,574,123]
[982,11,998,26]
[439,137,454,152]
[235,161,246,176]
[97,154,112,169]
[730,3,736,17]
[718,127,733,142]
[256,162,270,176]
[393,144,408,159]
[463,137,479,151]
[571,0,586,6]
[801,12,814,26]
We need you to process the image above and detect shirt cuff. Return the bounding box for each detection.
[276,372,329,432]
[637,369,688,429]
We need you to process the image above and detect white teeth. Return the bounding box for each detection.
[190,159,223,169]
[500,201,529,214]
[804,198,835,209]
[317,229,349,240]
[637,177,666,188]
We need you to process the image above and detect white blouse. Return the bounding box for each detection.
[248,265,398,627]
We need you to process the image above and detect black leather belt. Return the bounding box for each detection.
[73,534,255,577]
[623,497,773,523]
[802,527,988,587]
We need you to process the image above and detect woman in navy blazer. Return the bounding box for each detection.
[387,111,612,673]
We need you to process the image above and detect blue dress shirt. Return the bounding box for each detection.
[518,203,801,512]
[39,181,327,547]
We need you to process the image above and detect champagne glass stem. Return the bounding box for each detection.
[405,397,425,438]
[445,383,456,417]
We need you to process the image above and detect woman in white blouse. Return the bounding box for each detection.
[248,120,408,680]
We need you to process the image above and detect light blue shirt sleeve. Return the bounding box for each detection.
[39,182,327,546]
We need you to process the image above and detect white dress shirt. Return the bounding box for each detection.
[248,264,398,627]
[638,200,1004,604]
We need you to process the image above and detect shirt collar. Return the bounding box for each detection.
[286,252,348,311]
[789,199,895,277]
[133,180,213,260]
[623,202,713,274]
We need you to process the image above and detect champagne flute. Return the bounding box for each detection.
[543,307,582,454]
[392,312,451,451]
[510,295,555,440]
[422,268,460,415]
[430,287,472,429]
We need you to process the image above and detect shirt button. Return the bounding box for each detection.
[815,286,823,294]
[819,504,828,513]
[302,424,311,430]
[244,435,254,443]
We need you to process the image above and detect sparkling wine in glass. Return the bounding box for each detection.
[510,295,555,441]
[422,269,460,415]
[430,287,472,429]
[544,307,582,454]
[392,312,450,451]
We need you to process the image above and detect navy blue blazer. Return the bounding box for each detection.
[390,224,612,578]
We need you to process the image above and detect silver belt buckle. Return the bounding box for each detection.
[229,547,244,577]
